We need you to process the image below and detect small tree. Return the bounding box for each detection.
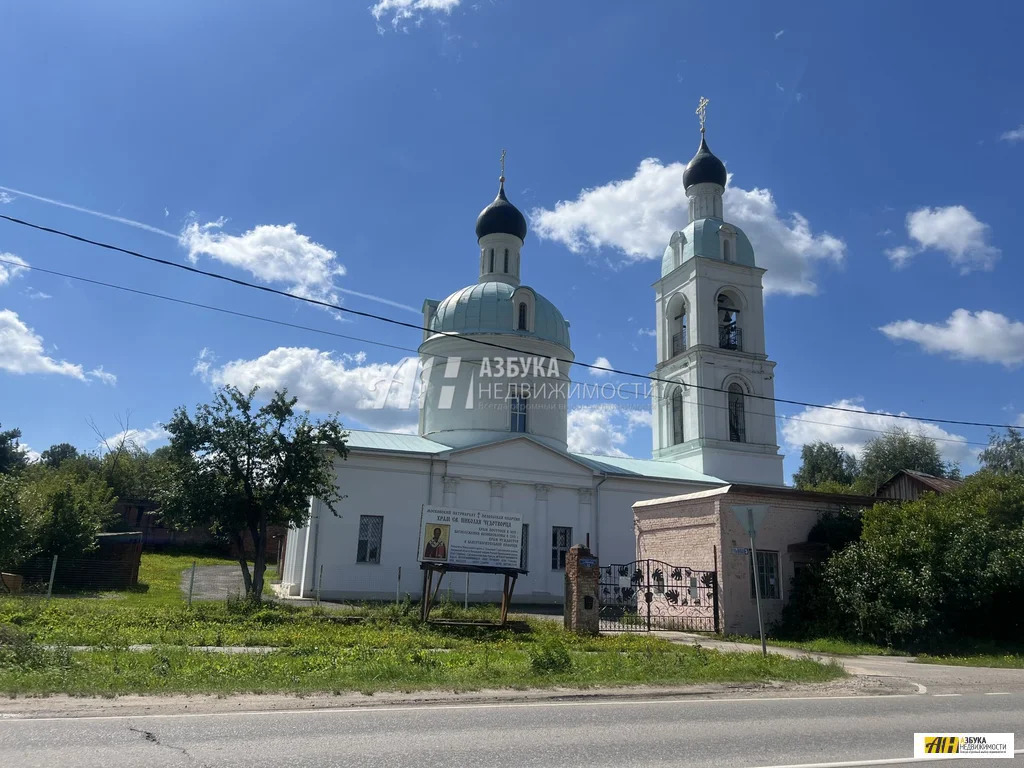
[855,427,948,494]
[40,443,79,469]
[20,468,116,559]
[0,424,29,475]
[793,442,858,490]
[161,386,348,601]
[979,427,1024,475]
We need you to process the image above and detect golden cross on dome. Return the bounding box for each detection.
[500,148,507,181]
[696,96,709,133]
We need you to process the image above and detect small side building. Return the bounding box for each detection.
[632,484,875,636]
[874,469,962,503]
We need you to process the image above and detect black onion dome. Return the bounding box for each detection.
[682,135,727,189]
[475,181,528,241]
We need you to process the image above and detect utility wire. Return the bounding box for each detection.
[1,212,1017,431]
[1,256,993,448]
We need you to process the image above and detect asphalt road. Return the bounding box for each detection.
[1,693,1020,768]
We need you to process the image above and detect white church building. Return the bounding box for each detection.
[280,126,786,604]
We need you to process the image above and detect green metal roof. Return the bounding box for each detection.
[572,453,724,484]
[344,430,451,454]
[662,218,756,276]
[343,429,724,485]
[428,281,571,348]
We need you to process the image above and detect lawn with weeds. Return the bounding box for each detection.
[0,625,845,696]
[719,635,909,657]
[0,553,846,695]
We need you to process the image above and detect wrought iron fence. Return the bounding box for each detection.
[718,325,742,351]
[598,559,719,633]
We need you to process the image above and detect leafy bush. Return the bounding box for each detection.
[780,472,1024,650]
[529,636,573,674]
[0,623,71,670]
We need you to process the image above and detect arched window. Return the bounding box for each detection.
[672,307,687,356]
[723,239,733,262]
[718,293,741,351]
[728,383,746,443]
[510,389,528,433]
[504,248,509,272]
[489,249,495,272]
[671,387,684,445]
[517,302,528,330]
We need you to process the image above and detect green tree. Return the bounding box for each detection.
[792,442,858,490]
[0,474,30,569]
[0,424,29,475]
[20,468,117,559]
[39,443,79,469]
[979,427,1024,475]
[855,427,949,495]
[161,386,348,601]
[782,472,1024,648]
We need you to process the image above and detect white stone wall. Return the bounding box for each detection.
[281,440,718,604]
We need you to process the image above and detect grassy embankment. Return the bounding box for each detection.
[720,634,1024,668]
[0,553,845,695]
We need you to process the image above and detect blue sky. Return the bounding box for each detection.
[1,0,1021,481]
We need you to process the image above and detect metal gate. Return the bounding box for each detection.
[598,560,719,633]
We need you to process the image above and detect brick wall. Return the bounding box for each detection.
[635,487,861,636]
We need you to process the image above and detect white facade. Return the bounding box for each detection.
[280,434,722,602]
[650,157,785,486]
[282,141,787,603]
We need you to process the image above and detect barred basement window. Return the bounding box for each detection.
[749,550,780,600]
[356,515,383,564]
[551,526,572,570]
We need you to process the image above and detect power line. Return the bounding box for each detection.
[2,212,1018,431]
[0,257,994,448]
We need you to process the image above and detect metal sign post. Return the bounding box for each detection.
[731,505,769,657]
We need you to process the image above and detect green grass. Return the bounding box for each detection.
[0,553,847,695]
[917,652,1024,668]
[719,635,910,657]
[0,626,845,696]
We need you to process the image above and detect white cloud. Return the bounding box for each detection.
[196,346,420,433]
[637,328,657,337]
[774,29,785,39]
[887,205,1000,272]
[531,158,845,295]
[101,424,170,452]
[371,0,460,30]
[879,309,1024,367]
[25,289,51,300]
[0,254,28,286]
[0,191,13,204]
[1000,124,1024,143]
[780,398,975,467]
[567,404,651,457]
[179,218,419,313]
[19,443,41,463]
[590,356,614,377]
[0,309,97,381]
[180,219,346,303]
[88,366,118,386]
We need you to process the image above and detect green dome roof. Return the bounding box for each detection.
[429,282,571,349]
[661,218,755,277]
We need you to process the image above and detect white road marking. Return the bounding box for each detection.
[747,748,1024,768]
[932,693,961,697]
[984,692,1010,695]
[0,692,923,722]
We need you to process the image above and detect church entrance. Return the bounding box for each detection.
[598,560,719,633]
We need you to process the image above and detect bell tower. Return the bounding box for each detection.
[650,99,784,486]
